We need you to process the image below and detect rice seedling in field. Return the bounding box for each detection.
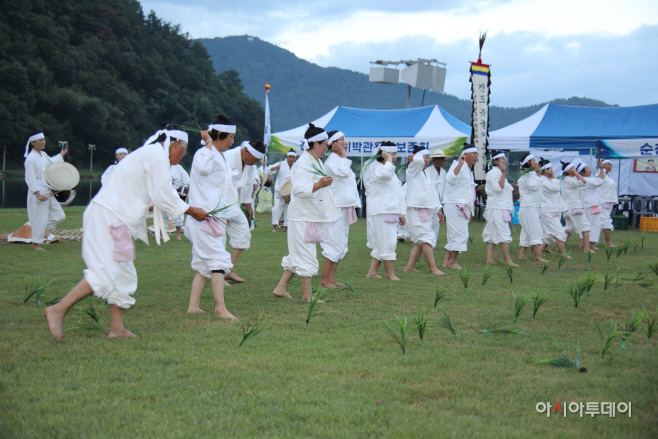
[532,289,550,319]
[603,266,615,294]
[468,236,474,245]
[646,261,658,277]
[44,296,62,306]
[567,279,585,308]
[629,241,638,253]
[583,271,597,297]
[641,231,646,249]
[482,265,495,286]
[413,309,430,347]
[306,288,332,326]
[340,276,356,296]
[512,291,531,322]
[458,266,471,293]
[382,314,410,355]
[540,262,550,274]
[23,275,53,304]
[604,246,614,263]
[67,299,104,332]
[239,311,272,347]
[596,321,629,360]
[501,260,514,283]
[435,308,457,339]
[622,271,652,288]
[623,242,630,255]
[534,340,586,372]
[432,287,450,310]
[558,254,569,270]
[618,311,643,351]
[642,306,658,345]
[74,300,100,325]
[615,246,625,259]
[480,327,526,335]
[587,251,592,267]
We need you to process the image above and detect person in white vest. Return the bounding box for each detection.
[537,160,570,258]
[425,149,449,243]
[363,141,405,280]
[600,159,619,247]
[222,139,266,282]
[185,116,242,319]
[162,162,189,240]
[517,153,547,262]
[319,130,361,288]
[482,151,518,266]
[101,147,129,186]
[23,130,68,250]
[269,150,297,231]
[402,145,446,275]
[273,124,341,301]
[578,161,605,251]
[442,144,478,269]
[46,124,209,341]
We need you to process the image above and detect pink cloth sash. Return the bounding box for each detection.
[275,190,281,199]
[200,217,225,237]
[552,211,562,217]
[345,207,358,225]
[417,207,433,222]
[572,208,585,216]
[384,213,399,223]
[456,203,470,220]
[304,222,324,243]
[603,202,612,209]
[109,221,135,262]
[502,209,512,222]
[591,205,602,214]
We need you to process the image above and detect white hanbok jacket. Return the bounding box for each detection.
[24,150,64,196]
[363,160,405,216]
[540,176,565,213]
[187,146,240,219]
[169,164,190,191]
[561,176,586,210]
[580,176,604,208]
[518,171,542,207]
[92,143,188,244]
[425,164,446,204]
[324,153,361,208]
[601,173,619,204]
[269,160,293,192]
[484,167,513,210]
[224,147,257,204]
[405,154,441,212]
[443,160,476,214]
[287,151,341,223]
[101,164,116,186]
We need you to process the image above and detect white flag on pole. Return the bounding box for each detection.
[264,87,271,147]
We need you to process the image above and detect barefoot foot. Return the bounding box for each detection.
[446,263,462,269]
[403,268,420,273]
[507,262,520,268]
[536,258,549,263]
[108,328,137,338]
[214,309,238,320]
[273,287,293,299]
[187,307,205,314]
[385,275,401,281]
[320,282,337,289]
[429,268,447,276]
[366,273,382,279]
[45,306,64,342]
[225,273,246,283]
[331,281,346,287]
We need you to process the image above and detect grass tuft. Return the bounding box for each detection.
[540,261,550,274]
[481,265,495,286]
[432,287,450,311]
[382,314,409,355]
[458,266,471,293]
[532,289,550,319]
[239,310,272,347]
[558,253,570,270]
[306,288,332,326]
[567,278,585,308]
[413,309,430,347]
[501,260,514,283]
[595,321,629,360]
[435,308,457,339]
[23,275,53,304]
[604,246,614,263]
[618,311,643,351]
[512,291,531,322]
[534,340,585,372]
[642,306,658,345]
[480,327,526,335]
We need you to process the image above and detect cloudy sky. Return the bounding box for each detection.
[140,0,658,108]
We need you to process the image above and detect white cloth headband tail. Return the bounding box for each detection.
[242,141,265,160]
[24,133,44,157]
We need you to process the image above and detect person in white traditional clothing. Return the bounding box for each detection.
[363,141,405,280]
[319,130,361,288]
[45,124,209,341]
[600,160,619,247]
[221,139,266,282]
[578,161,605,251]
[185,116,242,319]
[482,151,518,266]
[517,153,547,262]
[273,124,341,301]
[269,150,297,232]
[442,145,478,269]
[426,149,449,243]
[397,183,411,242]
[403,146,446,275]
[162,162,190,240]
[537,160,570,257]
[561,160,598,253]
[23,130,69,250]
[101,147,129,186]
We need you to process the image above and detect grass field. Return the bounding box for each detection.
[1,206,657,438]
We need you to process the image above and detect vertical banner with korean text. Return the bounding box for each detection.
[470,62,490,180]
[264,85,271,148]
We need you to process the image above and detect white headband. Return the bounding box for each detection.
[307,131,328,143]
[541,162,553,170]
[116,148,128,155]
[521,154,535,165]
[462,146,478,154]
[415,149,430,157]
[376,144,398,154]
[577,163,587,173]
[492,152,505,160]
[242,141,265,160]
[563,163,576,172]
[287,151,297,157]
[602,159,612,165]
[328,131,345,145]
[24,132,44,157]
[143,128,188,150]
[209,124,236,134]
[168,130,188,144]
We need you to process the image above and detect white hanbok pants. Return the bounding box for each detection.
[443,204,469,252]
[564,209,591,235]
[226,211,251,250]
[82,203,137,309]
[27,193,65,243]
[367,214,398,261]
[518,206,543,247]
[184,216,233,278]
[582,207,602,243]
[162,210,184,228]
[431,214,441,245]
[321,208,351,263]
[281,220,322,277]
[272,195,289,226]
[482,209,512,245]
[601,205,614,231]
[540,212,568,245]
[406,207,436,248]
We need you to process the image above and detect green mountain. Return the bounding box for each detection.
[199,35,617,133]
[0,0,263,169]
